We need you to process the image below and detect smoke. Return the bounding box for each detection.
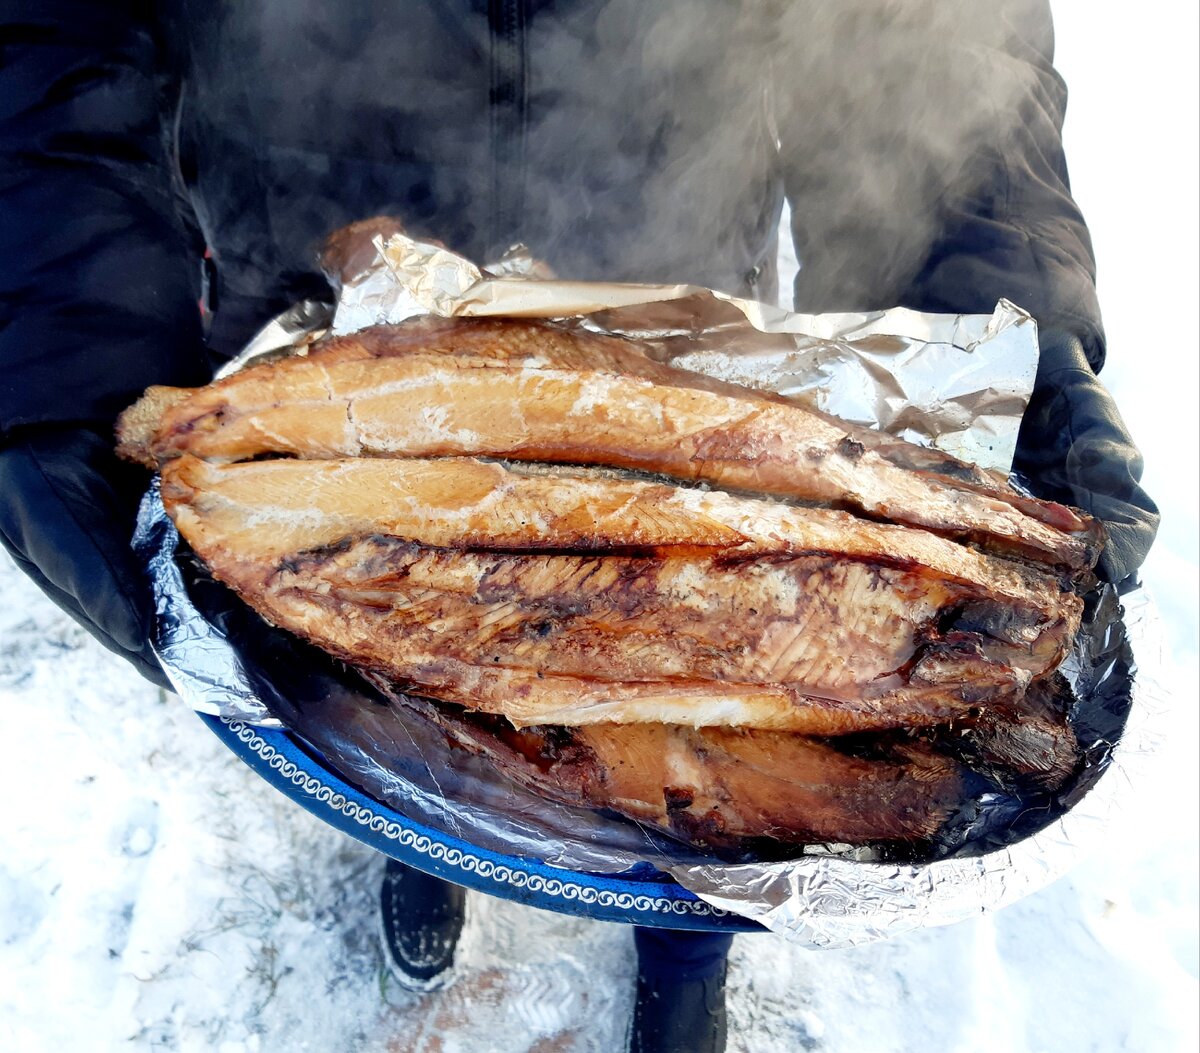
[522,0,1058,311]
[173,0,1060,349]
[767,1,1056,313]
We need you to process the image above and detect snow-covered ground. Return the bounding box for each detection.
[1,4,1196,1052]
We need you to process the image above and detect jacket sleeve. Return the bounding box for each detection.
[895,2,1107,368]
[776,1,1101,360]
[0,0,209,441]
[885,1,1159,582]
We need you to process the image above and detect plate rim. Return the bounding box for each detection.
[201,712,762,932]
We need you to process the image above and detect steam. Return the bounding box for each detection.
[767,1,1053,313]
[177,0,1055,348]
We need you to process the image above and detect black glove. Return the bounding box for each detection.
[0,427,167,689]
[1013,329,1159,585]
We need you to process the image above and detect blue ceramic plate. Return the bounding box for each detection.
[203,713,761,932]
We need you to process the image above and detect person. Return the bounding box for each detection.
[0,2,1158,1051]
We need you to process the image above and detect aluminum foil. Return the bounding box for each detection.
[321,229,1037,472]
[136,226,1166,944]
[134,483,279,728]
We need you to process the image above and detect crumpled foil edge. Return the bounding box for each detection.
[324,231,1038,473]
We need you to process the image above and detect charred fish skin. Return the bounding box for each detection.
[950,674,1082,791]
[121,318,1102,574]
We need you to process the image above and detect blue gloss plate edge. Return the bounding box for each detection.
[201,713,762,932]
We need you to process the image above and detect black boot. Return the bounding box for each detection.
[379,859,467,992]
[630,962,728,1053]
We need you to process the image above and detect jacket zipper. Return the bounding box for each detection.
[488,0,528,255]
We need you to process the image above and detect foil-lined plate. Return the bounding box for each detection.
[135,228,1167,945]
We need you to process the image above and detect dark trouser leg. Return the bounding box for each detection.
[630,928,732,1053]
[634,927,734,982]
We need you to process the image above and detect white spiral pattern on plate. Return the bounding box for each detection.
[226,720,725,919]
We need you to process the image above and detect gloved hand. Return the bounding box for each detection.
[1013,328,1159,585]
[0,427,168,688]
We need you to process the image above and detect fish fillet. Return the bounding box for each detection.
[383,692,966,846]
[120,318,1102,573]
[162,456,1080,733]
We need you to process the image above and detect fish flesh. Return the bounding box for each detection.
[379,692,967,847]
[161,455,1081,734]
[119,318,1103,573]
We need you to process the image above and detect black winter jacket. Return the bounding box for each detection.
[1,0,1107,431]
